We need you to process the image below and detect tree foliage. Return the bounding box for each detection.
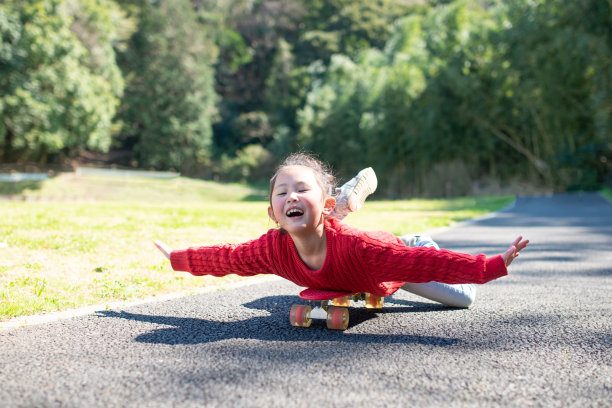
[297,0,612,195]
[1,0,610,194]
[0,0,126,163]
[115,0,217,172]
[210,0,414,162]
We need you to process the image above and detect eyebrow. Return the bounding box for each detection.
[274,181,309,189]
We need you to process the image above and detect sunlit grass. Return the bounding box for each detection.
[11,173,267,202]
[601,188,612,203]
[0,200,271,320]
[0,174,514,321]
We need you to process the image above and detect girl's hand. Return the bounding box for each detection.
[502,236,529,267]
[154,240,172,260]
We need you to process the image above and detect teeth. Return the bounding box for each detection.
[286,209,304,217]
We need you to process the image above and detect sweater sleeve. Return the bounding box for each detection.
[169,233,273,278]
[356,239,508,285]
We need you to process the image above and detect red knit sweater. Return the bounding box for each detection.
[170,217,507,297]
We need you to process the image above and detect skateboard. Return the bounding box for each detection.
[289,288,384,330]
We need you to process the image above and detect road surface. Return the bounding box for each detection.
[1,193,610,407]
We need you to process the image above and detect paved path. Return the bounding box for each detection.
[1,193,610,407]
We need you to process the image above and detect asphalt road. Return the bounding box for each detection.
[1,193,610,407]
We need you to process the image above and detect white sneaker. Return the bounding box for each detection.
[332,167,377,219]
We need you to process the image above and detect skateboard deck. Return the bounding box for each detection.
[290,288,384,330]
[299,288,355,301]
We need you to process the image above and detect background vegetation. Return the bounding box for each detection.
[1,0,611,196]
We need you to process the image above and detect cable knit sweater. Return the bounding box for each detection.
[170,217,507,297]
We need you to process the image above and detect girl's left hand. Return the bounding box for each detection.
[503,236,529,267]
[154,240,172,260]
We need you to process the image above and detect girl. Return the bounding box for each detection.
[155,153,528,304]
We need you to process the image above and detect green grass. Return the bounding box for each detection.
[601,187,612,203]
[0,173,514,321]
[9,173,267,202]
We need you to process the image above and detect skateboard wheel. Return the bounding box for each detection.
[290,305,312,327]
[365,293,384,309]
[332,296,351,307]
[326,307,349,330]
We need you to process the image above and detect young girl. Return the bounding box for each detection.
[155,153,528,304]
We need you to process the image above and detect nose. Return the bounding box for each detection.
[286,191,299,202]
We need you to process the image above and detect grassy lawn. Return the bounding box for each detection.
[0,173,514,321]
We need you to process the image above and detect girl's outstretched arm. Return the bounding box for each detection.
[154,240,171,260]
[502,236,529,267]
[153,234,273,278]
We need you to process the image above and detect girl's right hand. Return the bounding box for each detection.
[154,240,172,260]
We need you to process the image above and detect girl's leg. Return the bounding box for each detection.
[398,235,476,308]
[331,167,377,220]
[400,281,476,308]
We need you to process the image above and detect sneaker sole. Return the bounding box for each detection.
[347,168,377,211]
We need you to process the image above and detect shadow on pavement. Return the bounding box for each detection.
[96,295,462,347]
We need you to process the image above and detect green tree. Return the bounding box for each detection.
[207,0,415,172]
[204,0,305,156]
[484,0,612,189]
[298,0,612,195]
[297,52,389,177]
[295,0,417,64]
[116,0,218,173]
[0,0,124,163]
[65,0,132,99]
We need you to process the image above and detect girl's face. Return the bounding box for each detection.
[268,165,335,237]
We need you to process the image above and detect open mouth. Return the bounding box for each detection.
[286,208,304,218]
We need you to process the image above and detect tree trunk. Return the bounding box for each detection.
[3,127,15,162]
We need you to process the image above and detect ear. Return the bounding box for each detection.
[268,206,277,223]
[322,197,336,216]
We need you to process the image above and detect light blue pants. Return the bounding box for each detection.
[398,235,476,308]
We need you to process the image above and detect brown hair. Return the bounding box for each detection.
[269,152,336,207]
